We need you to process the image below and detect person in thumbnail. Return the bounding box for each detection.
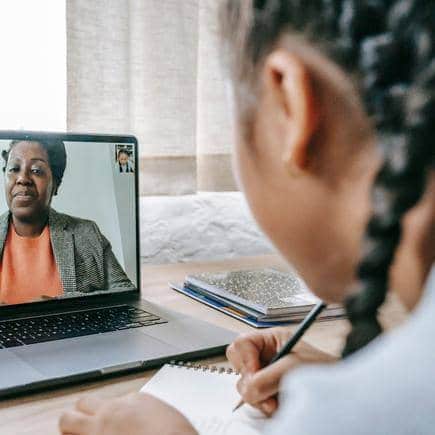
[116,149,134,173]
[0,138,134,305]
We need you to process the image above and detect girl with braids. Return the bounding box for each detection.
[59,1,435,434]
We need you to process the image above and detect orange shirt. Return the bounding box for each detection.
[0,224,64,305]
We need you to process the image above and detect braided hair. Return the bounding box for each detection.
[221,0,435,356]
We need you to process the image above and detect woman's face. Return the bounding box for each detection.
[5,141,55,223]
[232,44,379,303]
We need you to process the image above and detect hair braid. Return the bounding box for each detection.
[221,0,435,356]
[342,2,435,355]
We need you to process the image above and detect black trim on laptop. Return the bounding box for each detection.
[0,130,141,319]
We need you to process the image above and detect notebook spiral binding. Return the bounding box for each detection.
[169,360,239,375]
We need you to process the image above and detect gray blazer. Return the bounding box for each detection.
[0,209,135,294]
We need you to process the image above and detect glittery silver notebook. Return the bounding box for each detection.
[185,268,320,315]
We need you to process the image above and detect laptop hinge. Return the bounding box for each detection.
[0,290,140,320]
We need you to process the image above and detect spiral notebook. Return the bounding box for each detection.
[141,363,267,435]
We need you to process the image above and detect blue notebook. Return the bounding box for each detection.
[170,282,344,328]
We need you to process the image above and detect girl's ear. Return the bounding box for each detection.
[262,50,319,173]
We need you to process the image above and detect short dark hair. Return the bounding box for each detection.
[2,138,67,192]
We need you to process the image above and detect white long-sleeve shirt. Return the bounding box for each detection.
[266,266,435,435]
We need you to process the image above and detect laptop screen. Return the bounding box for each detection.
[0,132,139,307]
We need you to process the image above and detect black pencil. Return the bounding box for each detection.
[232,301,327,412]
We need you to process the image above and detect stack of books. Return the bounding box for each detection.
[170,268,344,328]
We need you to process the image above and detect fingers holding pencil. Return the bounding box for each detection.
[236,353,299,416]
[226,328,295,416]
[231,302,328,414]
[226,327,296,374]
[229,336,337,415]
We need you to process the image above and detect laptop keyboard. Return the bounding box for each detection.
[0,305,167,349]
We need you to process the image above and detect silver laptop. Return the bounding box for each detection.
[0,131,236,398]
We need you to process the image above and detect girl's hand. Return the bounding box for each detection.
[227,327,336,416]
[59,392,198,435]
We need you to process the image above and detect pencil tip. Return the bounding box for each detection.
[232,400,244,412]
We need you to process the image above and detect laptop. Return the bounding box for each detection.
[0,131,236,398]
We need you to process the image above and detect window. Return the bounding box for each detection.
[0,0,66,131]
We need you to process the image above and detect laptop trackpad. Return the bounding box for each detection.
[12,330,179,378]
[0,350,45,389]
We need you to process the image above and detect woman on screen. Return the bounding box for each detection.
[0,138,134,305]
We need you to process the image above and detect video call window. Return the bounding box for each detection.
[0,136,138,306]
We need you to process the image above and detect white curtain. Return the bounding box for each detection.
[67,0,236,195]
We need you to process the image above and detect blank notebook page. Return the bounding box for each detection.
[141,364,267,435]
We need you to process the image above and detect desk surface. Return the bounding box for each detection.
[0,255,407,435]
